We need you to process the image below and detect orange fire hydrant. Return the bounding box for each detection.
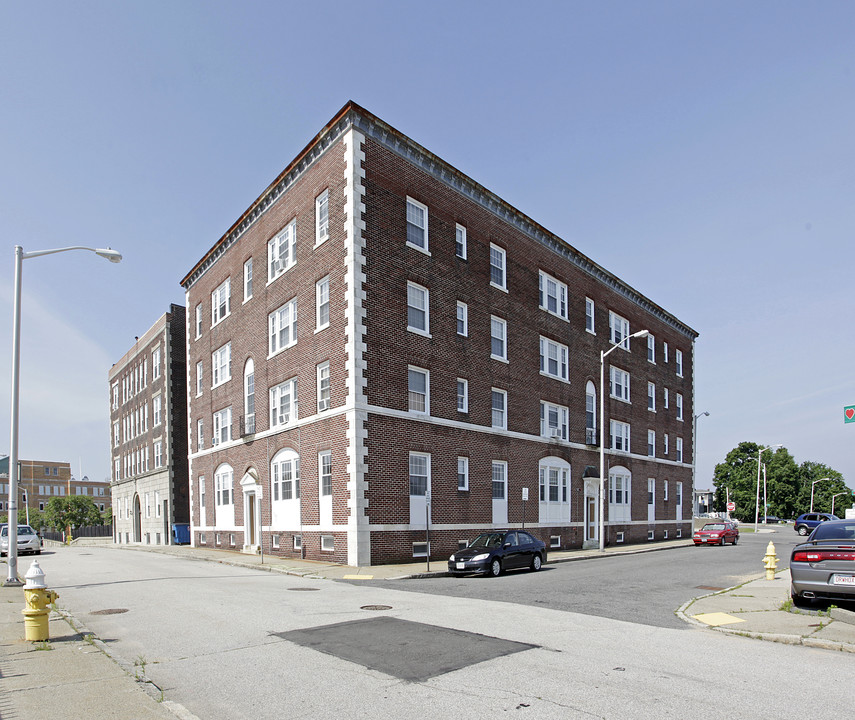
[763,541,778,581]
[22,560,59,641]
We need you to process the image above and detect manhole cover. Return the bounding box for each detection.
[695,586,725,591]
[90,608,129,615]
[360,605,392,611]
[287,587,320,592]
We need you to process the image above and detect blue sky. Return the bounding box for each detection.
[1,1,853,503]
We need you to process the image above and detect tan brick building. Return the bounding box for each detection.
[0,458,110,516]
[180,102,698,566]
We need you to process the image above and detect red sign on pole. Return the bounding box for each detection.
[727,502,736,512]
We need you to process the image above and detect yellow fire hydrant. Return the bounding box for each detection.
[22,560,59,642]
[763,541,778,581]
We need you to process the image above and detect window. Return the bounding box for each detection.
[316,276,330,330]
[457,378,468,413]
[211,279,230,326]
[455,224,467,259]
[317,361,331,412]
[244,360,255,434]
[408,367,429,414]
[409,452,429,496]
[676,482,683,506]
[585,381,597,444]
[491,388,507,430]
[456,301,468,336]
[319,452,332,497]
[154,441,163,468]
[609,311,630,349]
[664,388,669,409]
[609,467,631,519]
[648,478,655,505]
[152,347,161,380]
[490,316,507,361]
[676,349,684,377]
[153,395,162,426]
[663,342,669,363]
[489,243,507,289]
[539,336,569,381]
[272,450,300,501]
[664,481,669,501]
[268,220,297,281]
[406,197,428,252]
[315,189,329,245]
[155,491,161,518]
[610,366,630,402]
[585,298,595,334]
[197,419,204,451]
[406,282,429,335]
[541,402,568,440]
[538,271,567,319]
[321,535,334,552]
[610,420,630,453]
[215,465,233,507]
[676,393,684,421]
[664,433,669,456]
[457,457,469,490]
[195,304,202,339]
[647,430,655,457]
[491,461,507,500]
[648,382,655,411]
[112,383,118,410]
[145,492,151,518]
[212,343,232,387]
[244,258,253,301]
[212,407,232,445]
[270,378,298,428]
[269,299,298,355]
[539,462,569,504]
[676,437,684,463]
[647,334,655,363]
[113,422,119,448]
[196,362,203,396]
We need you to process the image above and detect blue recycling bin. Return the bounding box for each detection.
[172,523,190,545]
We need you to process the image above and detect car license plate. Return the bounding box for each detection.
[456,562,465,570]
[701,538,708,542]
[832,575,855,586]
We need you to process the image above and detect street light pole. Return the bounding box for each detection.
[831,492,847,516]
[5,245,121,586]
[599,329,649,552]
[692,411,710,518]
[753,444,781,534]
[810,477,830,513]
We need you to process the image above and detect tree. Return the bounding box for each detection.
[102,506,113,526]
[797,461,851,515]
[0,508,46,528]
[43,496,102,532]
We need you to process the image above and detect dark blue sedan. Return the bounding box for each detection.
[448,530,546,577]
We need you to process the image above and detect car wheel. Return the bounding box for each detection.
[36,550,41,555]
[797,526,809,536]
[530,554,542,572]
[489,558,502,577]
[719,537,726,546]
[732,536,738,545]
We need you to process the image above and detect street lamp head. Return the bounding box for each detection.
[630,329,650,339]
[702,411,710,417]
[95,248,123,263]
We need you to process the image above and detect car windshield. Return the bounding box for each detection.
[468,533,505,548]
[1,526,35,537]
[702,524,726,531]
[811,523,855,541]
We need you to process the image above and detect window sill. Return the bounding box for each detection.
[491,355,509,364]
[406,242,431,256]
[407,327,432,339]
[539,371,570,385]
[314,324,329,335]
[490,282,509,294]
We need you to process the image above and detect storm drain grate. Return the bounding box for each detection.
[287,587,320,592]
[90,608,129,615]
[695,586,725,591]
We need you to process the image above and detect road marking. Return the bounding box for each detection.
[693,612,745,627]
[343,574,374,580]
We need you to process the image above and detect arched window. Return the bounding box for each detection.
[214,464,234,507]
[271,448,300,502]
[609,465,632,523]
[244,359,255,434]
[538,456,571,523]
[585,381,597,444]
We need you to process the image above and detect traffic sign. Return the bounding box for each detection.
[727,502,736,512]
[845,405,855,424]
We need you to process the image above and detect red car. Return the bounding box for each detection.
[693,522,739,546]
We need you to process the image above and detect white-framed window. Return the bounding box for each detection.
[585,298,595,334]
[211,279,230,326]
[648,382,655,411]
[676,482,683,506]
[663,342,669,363]
[153,394,162,426]
[491,388,507,430]
[664,480,669,501]
[676,393,684,421]
[319,451,332,497]
[647,429,655,457]
[490,315,507,361]
[676,349,684,377]
[113,422,119,448]
[676,437,684,463]
[152,347,161,380]
[316,276,330,331]
[455,224,467,259]
[610,420,630,453]
[585,381,597,444]
[196,361,203,396]
[212,407,232,445]
[457,378,468,413]
[317,361,331,412]
[155,491,161,517]
[195,304,202,339]
[244,258,253,301]
[456,301,468,336]
[647,334,656,362]
[215,465,233,507]
[610,366,630,402]
[489,243,507,290]
[664,388,669,409]
[268,220,297,281]
[244,359,255,434]
[457,457,469,491]
[315,189,329,245]
[145,492,151,518]
[154,440,163,468]
[212,343,232,387]
[539,460,569,505]
[270,378,298,428]
[609,311,630,350]
[664,433,669,456]
[407,367,429,414]
[541,402,568,441]
[272,449,300,501]
[112,382,118,410]
[197,419,204,451]
[492,461,507,500]
[406,281,429,335]
[321,535,334,552]
[648,478,655,505]
[406,197,428,252]
[409,452,430,497]
[539,336,569,382]
[609,466,631,521]
[269,298,298,355]
[538,271,567,319]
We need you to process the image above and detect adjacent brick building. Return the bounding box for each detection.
[180,101,698,566]
[0,458,110,515]
[109,304,189,545]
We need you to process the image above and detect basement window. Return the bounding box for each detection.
[647,531,654,541]
[616,532,625,543]
[293,535,302,551]
[272,534,280,549]
[550,536,561,548]
[412,542,428,557]
[321,535,334,552]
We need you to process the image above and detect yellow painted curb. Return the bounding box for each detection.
[693,612,745,627]
[342,574,374,580]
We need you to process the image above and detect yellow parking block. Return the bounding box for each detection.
[693,612,745,627]
[342,574,374,580]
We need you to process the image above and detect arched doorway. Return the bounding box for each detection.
[133,494,142,543]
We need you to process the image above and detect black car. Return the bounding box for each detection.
[790,519,855,607]
[448,530,546,577]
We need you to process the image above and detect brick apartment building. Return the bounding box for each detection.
[0,457,110,515]
[109,305,189,545]
[180,101,698,566]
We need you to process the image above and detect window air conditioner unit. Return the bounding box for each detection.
[549,428,562,439]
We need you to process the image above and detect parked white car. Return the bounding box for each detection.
[0,524,42,556]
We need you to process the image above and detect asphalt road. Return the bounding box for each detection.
[344,528,802,629]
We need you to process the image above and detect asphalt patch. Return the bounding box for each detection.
[274,616,537,682]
